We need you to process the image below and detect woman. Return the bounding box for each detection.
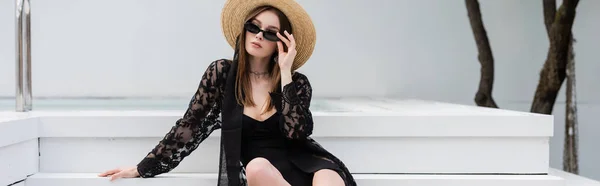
[98,0,356,185]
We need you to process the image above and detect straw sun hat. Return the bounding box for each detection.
[221,0,316,71]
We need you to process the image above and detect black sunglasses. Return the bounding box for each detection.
[244,22,280,42]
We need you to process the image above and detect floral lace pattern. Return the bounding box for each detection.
[136,58,356,186]
[136,59,229,177]
[270,73,314,140]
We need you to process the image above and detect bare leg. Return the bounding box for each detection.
[246,157,291,186]
[313,169,344,186]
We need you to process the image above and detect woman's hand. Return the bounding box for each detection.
[98,166,140,181]
[276,30,296,73]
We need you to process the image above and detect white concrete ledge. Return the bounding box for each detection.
[550,169,600,186]
[0,139,38,186]
[38,136,550,174]
[0,117,38,148]
[34,112,553,138]
[25,168,600,186]
[0,99,554,139]
[0,99,556,175]
[1,99,553,139]
[25,172,565,186]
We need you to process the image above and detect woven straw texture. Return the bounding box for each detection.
[221,0,316,70]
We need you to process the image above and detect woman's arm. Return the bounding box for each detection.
[272,31,313,140]
[136,59,230,178]
[271,72,314,140]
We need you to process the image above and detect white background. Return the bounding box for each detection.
[0,0,599,180]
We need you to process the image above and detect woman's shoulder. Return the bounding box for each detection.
[292,71,309,81]
[204,58,233,75]
[197,59,232,87]
[291,71,311,88]
[210,58,233,69]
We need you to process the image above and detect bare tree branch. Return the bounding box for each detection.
[564,36,578,174]
[543,0,556,36]
[465,0,498,108]
[530,0,579,114]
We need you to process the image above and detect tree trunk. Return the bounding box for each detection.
[543,0,556,38]
[563,36,578,174]
[530,0,579,114]
[465,0,498,108]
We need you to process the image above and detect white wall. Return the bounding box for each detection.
[0,0,14,96]
[0,0,599,180]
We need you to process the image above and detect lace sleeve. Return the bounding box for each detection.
[270,72,314,140]
[136,59,230,178]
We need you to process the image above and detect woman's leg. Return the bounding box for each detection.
[246,157,291,186]
[313,169,344,186]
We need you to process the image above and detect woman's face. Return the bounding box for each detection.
[245,10,280,59]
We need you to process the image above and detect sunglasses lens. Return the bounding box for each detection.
[244,22,280,42]
[263,32,280,41]
[244,23,260,34]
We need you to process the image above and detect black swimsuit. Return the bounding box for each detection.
[240,112,340,185]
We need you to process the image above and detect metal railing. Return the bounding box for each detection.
[15,0,32,112]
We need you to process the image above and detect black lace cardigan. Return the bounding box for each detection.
[135,58,357,186]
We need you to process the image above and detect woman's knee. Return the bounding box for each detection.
[313,169,344,186]
[246,157,275,180]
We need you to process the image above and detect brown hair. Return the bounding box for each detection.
[235,6,293,114]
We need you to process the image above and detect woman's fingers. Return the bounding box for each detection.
[110,171,125,181]
[284,31,296,50]
[98,168,119,177]
[277,32,290,47]
[277,41,284,54]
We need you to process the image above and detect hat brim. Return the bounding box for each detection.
[221,0,316,71]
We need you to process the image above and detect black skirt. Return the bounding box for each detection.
[240,113,341,186]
